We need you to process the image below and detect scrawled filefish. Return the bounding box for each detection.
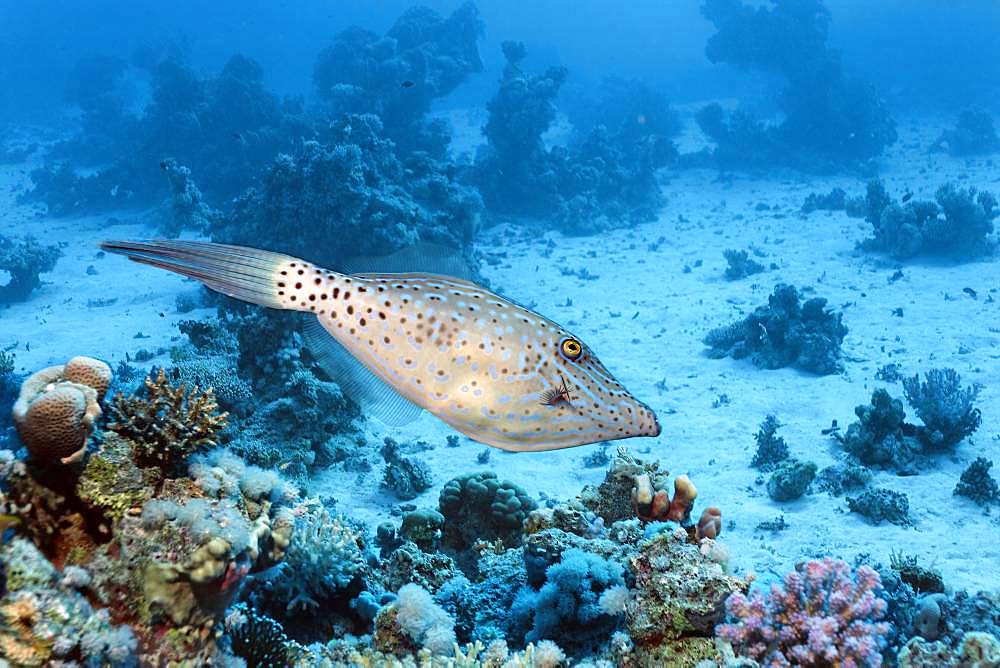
[100,240,661,451]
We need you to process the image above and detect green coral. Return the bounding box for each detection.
[77,433,155,521]
[439,471,537,552]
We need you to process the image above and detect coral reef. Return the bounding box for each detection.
[837,388,922,473]
[930,108,1000,156]
[698,0,896,169]
[902,368,981,451]
[750,415,789,471]
[476,43,674,234]
[847,488,912,526]
[954,457,999,505]
[510,547,625,654]
[0,538,137,667]
[210,115,482,269]
[703,283,848,374]
[862,179,998,259]
[766,459,816,502]
[107,368,228,475]
[899,632,1000,667]
[626,528,750,664]
[23,53,311,214]
[723,249,765,281]
[313,2,483,156]
[717,557,889,666]
[0,233,61,304]
[382,438,433,501]
[439,471,537,554]
[12,356,111,464]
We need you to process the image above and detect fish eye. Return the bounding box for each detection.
[559,337,583,361]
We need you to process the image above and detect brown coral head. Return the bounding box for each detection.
[666,474,697,523]
[63,356,113,402]
[696,506,722,540]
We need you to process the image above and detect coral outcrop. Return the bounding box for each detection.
[12,355,111,464]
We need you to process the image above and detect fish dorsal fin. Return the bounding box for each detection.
[302,317,424,427]
[344,242,475,281]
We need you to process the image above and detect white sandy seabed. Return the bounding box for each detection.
[1,111,998,593]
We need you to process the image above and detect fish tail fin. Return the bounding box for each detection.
[99,239,325,311]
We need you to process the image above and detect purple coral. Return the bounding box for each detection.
[717,557,889,667]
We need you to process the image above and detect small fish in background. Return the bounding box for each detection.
[231,131,243,141]
[100,240,661,452]
[401,80,415,88]
[821,420,840,436]
[901,191,913,203]
[963,287,978,299]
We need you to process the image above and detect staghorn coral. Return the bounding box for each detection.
[0,233,62,304]
[703,284,847,375]
[107,367,228,474]
[12,355,111,464]
[717,557,889,667]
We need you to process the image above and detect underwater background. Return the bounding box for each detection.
[1,1,999,665]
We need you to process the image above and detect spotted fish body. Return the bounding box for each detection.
[100,240,661,451]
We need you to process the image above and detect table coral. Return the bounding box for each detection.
[717,557,889,667]
[12,355,111,464]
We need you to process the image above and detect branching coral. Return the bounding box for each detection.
[0,234,62,303]
[717,557,889,667]
[863,179,997,259]
[107,367,228,474]
[751,415,790,471]
[263,501,366,613]
[703,284,848,374]
[902,368,982,451]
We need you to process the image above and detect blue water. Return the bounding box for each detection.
[1,2,998,666]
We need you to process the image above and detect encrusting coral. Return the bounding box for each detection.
[12,355,111,464]
[107,367,228,474]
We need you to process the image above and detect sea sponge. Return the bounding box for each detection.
[12,356,111,464]
[631,472,698,523]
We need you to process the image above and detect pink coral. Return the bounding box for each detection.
[717,557,889,667]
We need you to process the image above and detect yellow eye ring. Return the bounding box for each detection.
[559,337,583,360]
